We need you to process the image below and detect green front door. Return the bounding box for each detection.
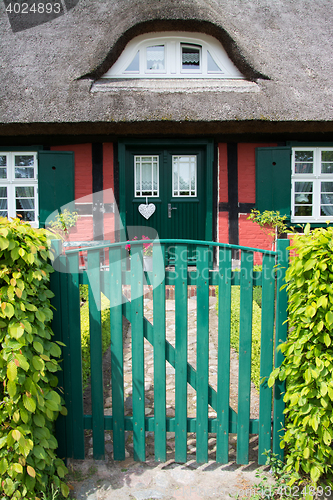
[120,140,213,261]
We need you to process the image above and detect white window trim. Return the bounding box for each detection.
[134,155,159,198]
[102,32,244,80]
[0,152,38,227]
[291,147,333,223]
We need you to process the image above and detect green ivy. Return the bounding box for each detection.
[269,224,333,487]
[0,218,69,499]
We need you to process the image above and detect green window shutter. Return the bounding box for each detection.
[255,147,292,217]
[38,151,75,227]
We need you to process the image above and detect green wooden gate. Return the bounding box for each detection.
[50,239,289,465]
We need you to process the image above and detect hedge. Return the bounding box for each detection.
[0,218,68,499]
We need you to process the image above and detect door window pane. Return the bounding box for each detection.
[294,151,313,174]
[146,46,165,71]
[135,156,159,197]
[14,155,35,179]
[173,156,197,197]
[182,45,200,70]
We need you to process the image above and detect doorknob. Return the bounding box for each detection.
[168,203,177,218]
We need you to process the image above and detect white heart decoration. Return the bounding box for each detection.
[138,203,156,220]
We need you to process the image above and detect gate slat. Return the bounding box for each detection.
[87,250,105,460]
[175,244,188,463]
[131,245,146,461]
[67,253,85,459]
[50,242,66,459]
[216,247,232,463]
[153,245,166,462]
[196,246,209,463]
[273,239,289,459]
[237,250,253,464]
[110,246,125,460]
[59,255,74,458]
[258,254,275,463]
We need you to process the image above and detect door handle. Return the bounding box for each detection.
[168,203,177,218]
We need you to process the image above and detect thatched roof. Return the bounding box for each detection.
[1,0,333,136]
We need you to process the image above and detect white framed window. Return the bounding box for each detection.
[0,152,38,226]
[134,156,159,197]
[102,32,244,79]
[291,147,333,222]
[172,155,197,197]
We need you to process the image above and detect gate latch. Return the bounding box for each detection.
[168,203,177,218]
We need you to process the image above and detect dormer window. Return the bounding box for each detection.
[102,32,244,79]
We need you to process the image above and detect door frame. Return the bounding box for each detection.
[118,138,214,242]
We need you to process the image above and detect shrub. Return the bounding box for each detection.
[216,285,262,389]
[0,218,69,499]
[269,224,333,486]
[80,294,111,389]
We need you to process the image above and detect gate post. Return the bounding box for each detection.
[272,239,289,459]
[50,240,67,460]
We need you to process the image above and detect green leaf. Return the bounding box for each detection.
[0,435,8,448]
[16,354,29,372]
[7,380,16,398]
[32,356,45,372]
[33,445,47,460]
[323,429,332,445]
[8,324,24,339]
[310,465,321,483]
[23,394,36,413]
[12,462,23,474]
[33,340,43,354]
[326,310,333,326]
[33,413,45,427]
[27,465,36,478]
[7,360,17,381]
[61,482,70,497]
[0,458,8,474]
[36,310,45,323]
[324,333,331,347]
[317,295,328,308]
[3,303,14,319]
[45,399,61,411]
[11,429,21,441]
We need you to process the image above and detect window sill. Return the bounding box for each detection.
[91,78,259,94]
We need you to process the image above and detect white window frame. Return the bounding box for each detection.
[291,147,333,222]
[0,152,38,227]
[102,32,244,80]
[134,155,159,198]
[172,155,197,197]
